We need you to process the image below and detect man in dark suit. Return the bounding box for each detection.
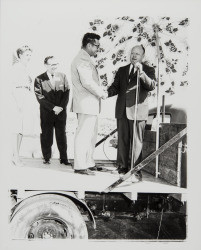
[107,45,156,176]
[34,56,71,165]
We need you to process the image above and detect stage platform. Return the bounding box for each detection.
[9,158,187,195]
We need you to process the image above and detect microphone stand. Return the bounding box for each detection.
[154,24,161,178]
[130,68,140,172]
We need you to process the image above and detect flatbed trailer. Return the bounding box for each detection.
[9,106,187,240]
[9,156,187,240]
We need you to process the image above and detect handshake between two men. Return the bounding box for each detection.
[101,86,108,100]
[70,34,156,176]
[100,61,145,101]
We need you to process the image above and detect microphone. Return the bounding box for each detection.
[135,62,142,75]
[135,62,140,71]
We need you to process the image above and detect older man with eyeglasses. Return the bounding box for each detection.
[71,33,107,175]
[34,56,71,166]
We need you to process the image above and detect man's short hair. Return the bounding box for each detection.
[82,33,100,48]
[44,56,54,64]
[16,45,32,58]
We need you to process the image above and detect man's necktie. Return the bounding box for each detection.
[51,74,55,89]
[129,66,134,81]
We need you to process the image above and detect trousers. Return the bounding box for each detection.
[74,113,98,170]
[40,111,67,160]
[117,114,146,171]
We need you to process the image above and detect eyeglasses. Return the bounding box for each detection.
[47,63,59,67]
[92,43,100,49]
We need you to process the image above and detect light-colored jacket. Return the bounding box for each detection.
[71,49,104,115]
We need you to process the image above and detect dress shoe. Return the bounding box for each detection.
[117,166,128,174]
[131,174,140,183]
[135,171,142,181]
[118,169,127,175]
[74,169,95,176]
[88,166,98,171]
[43,159,50,164]
[60,159,72,166]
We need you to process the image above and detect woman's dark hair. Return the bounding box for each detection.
[82,33,100,48]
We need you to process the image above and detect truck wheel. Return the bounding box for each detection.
[10,194,88,239]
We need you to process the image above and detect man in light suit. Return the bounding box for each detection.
[107,45,156,176]
[34,56,71,165]
[71,33,107,175]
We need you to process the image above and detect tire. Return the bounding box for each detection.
[10,194,88,239]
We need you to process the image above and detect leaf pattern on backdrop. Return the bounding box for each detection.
[88,16,189,97]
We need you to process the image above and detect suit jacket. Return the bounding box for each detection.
[71,49,104,115]
[34,71,70,120]
[108,63,156,121]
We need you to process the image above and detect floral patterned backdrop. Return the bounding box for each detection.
[88,16,189,98]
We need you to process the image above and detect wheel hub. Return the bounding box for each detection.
[27,217,72,239]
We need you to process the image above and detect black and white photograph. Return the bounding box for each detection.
[0,0,201,249]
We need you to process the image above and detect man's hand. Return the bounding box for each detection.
[135,62,147,80]
[135,62,143,74]
[53,106,63,115]
[101,90,108,100]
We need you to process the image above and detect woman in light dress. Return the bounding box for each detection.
[12,45,38,166]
